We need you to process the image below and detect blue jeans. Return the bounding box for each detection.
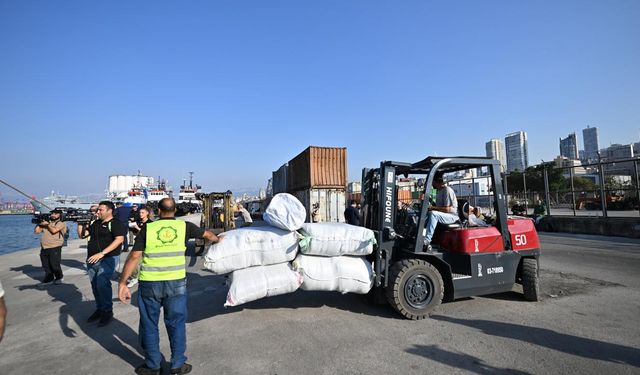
[87,256,119,312]
[425,211,460,242]
[138,279,188,370]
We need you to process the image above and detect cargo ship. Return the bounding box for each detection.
[144,178,173,211]
[107,172,155,204]
[176,172,203,215]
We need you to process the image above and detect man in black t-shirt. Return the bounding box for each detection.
[344,200,360,226]
[79,200,126,327]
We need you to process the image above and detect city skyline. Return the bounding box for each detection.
[484,124,638,171]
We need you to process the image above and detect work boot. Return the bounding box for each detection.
[171,363,192,375]
[97,310,113,327]
[135,365,160,375]
[87,309,102,323]
[38,276,54,286]
[423,239,432,252]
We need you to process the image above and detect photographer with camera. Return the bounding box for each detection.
[34,208,68,285]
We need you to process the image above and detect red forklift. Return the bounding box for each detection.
[361,156,540,319]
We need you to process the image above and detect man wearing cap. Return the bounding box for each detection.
[423,175,459,250]
[118,197,221,375]
[34,209,68,285]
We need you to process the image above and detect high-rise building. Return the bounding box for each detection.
[602,144,635,175]
[505,131,529,173]
[485,138,507,172]
[582,126,600,162]
[559,133,578,160]
[603,144,634,160]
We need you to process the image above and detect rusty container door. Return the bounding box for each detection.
[288,146,347,191]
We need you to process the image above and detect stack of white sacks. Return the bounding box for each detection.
[203,193,376,307]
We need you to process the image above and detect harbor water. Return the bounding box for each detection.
[0,214,81,255]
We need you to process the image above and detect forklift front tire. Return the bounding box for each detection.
[386,259,444,320]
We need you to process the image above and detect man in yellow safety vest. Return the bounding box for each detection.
[118,198,221,375]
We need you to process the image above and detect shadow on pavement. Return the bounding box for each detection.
[9,264,43,280]
[406,344,532,375]
[240,290,400,319]
[480,291,526,301]
[184,271,400,322]
[431,315,640,368]
[60,258,87,272]
[13,264,144,368]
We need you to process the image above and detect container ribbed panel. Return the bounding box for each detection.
[288,146,347,191]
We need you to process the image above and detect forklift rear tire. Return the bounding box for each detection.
[522,258,540,301]
[386,259,444,320]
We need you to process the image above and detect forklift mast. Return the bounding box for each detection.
[198,191,234,234]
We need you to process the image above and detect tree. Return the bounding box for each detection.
[506,163,557,193]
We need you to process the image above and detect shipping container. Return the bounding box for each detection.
[292,188,346,223]
[288,146,347,191]
[397,189,412,204]
[347,181,361,193]
[272,163,288,194]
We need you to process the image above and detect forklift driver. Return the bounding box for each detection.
[424,175,459,250]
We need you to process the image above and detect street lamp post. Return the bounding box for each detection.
[634,158,640,216]
[542,161,551,217]
[598,152,607,218]
[522,171,528,215]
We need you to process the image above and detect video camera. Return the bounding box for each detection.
[31,212,52,224]
[65,208,94,224]
[31,207,95,225]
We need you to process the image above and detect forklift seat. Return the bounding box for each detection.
[440,199,468,229]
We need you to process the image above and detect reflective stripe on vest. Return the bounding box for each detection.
[139,219,187,281]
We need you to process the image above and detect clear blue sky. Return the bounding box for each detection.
[1,1,638,200]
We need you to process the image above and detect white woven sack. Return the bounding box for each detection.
[298,222,376,256]
[225,263,304,307]
[263,193,306,231]
[292,254,374,294]
[203,226,299,275]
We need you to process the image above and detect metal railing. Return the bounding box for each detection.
[447,175,496,217]
[503,157,640,218]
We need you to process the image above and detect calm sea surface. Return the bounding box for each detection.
[0,215,81,255]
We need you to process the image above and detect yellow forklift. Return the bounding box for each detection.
[195,191,234,254]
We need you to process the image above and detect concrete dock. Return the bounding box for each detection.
[1,227,639,374]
